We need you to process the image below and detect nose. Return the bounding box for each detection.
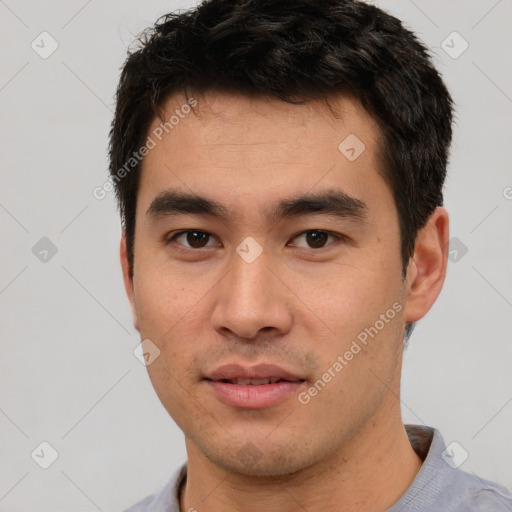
[210,246,293,341]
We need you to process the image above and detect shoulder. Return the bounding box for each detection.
[123,492,160,512]
[446,470,512,511]
[122,465,186,512]
[390,425,512,512]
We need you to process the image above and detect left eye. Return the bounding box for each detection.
[288,230,339,249]
[168,230,218,249]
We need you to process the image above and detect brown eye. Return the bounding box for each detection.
[289,230,338,249]
[305,231,329,248]
[170,230,215,249]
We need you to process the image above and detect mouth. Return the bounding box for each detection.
[204,363,306,383]
[207,377,304,385]
[203,364,307,409]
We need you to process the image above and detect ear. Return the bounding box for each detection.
[403,207,450,323]
[120,231,139,332]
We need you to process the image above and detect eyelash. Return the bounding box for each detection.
[163,229,344,251]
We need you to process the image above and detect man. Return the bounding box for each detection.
[109,0,512,510]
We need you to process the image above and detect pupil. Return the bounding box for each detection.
[187,231,208,248]
[307,231,327,248]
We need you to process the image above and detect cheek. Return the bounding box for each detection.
[300,260,405,394]
[293,258,402,336]
[136,286,201,424]
[132,260,207,375]
[133,258,204,336]
[301,299,404,435]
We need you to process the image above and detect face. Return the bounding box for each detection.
[123,91,413,477]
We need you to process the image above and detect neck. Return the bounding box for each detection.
[180,397,423,512]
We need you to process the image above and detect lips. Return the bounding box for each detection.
[220,377,287,385]
[204,364,306,409]
[204,363,305,384]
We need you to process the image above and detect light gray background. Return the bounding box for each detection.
[1,0,511,510]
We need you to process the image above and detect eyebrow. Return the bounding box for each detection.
[146,188,368,224]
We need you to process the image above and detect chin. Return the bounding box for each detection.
[201,437,320,479]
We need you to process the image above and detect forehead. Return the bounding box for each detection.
[137,91,391,223]
[147,91,380,158]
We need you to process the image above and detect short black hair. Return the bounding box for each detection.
[109,0,454,340]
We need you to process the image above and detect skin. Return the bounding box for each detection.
[120,91,449,511]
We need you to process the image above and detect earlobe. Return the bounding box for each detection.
[120,232,139,332]
[403,207,450,323]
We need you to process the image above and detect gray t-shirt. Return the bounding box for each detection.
[124,424,512,511]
